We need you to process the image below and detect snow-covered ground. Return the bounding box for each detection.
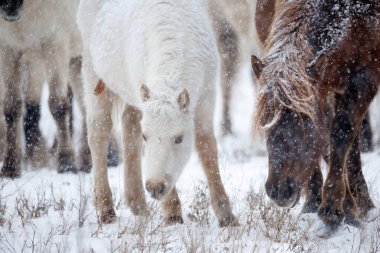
[1,66,380,252]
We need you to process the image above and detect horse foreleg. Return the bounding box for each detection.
[122,104,147,216]
[45,44,76,173]
[23,52,47,167]
[195,103,238,227]
[1,52,22,178]
[318,69,378,228]
[162,187,183,225]
[318,102,356,227]
[302,160,323,213]
[359,112,373,152]
[347,136,375,216]
[217,19,240,136]
[68,56,92,172]
[88,90,115,224]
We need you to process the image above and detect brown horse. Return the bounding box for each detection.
[252,0,377,230]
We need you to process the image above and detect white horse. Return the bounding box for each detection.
[77,0,238,226]
[0,0,81,176]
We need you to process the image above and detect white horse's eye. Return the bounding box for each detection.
[174,136,183,144]
[142,134,147,141]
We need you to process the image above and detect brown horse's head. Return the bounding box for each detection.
[0,0,23,21]
[252,54,322,208]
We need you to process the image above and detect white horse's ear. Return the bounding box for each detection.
[141,84,151,101]
[177,89,190,112]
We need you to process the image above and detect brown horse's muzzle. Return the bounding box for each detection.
[265,179,301,208]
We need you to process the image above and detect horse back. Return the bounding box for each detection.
[308,1,380,92]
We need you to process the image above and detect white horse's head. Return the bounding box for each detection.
[140,84,193,200]
[0,0,23,21]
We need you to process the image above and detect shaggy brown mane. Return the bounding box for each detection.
[255,0,317,129]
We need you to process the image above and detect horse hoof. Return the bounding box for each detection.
[302,201,320,214]
[345,216,362,228]
[78,164,91,173]
[164,215,184,226]
[101,208,116,224]
[1,159,21,178]
[318,205,344,229]
[357,199,376,217]
[218,214,239,227]
[57,161,78,174]
[0,168,21,178]
[128,201,149,216]
[78,154,92,173]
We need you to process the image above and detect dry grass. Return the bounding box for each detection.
[1,177,380,253]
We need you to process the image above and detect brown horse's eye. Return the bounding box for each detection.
[174,136,183,144]
[142,134,147,141]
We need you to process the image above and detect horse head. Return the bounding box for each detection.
[140,84,193,200]
[0,0,23,21]
[252,55,323,208]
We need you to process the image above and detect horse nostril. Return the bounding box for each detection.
[283,182,295,200]
[265,180,280,198]
[265,179,298,207]
[158,183,165,194]
[145,180,166,200]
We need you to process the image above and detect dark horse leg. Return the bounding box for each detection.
[359,113,373,152]
[318,68,378,228]
[302,161,323,213]
[216,17,240,136]
[347,137,375,216]
[23,52,48,168]
[44,44,77,173]
[1,50,22,178]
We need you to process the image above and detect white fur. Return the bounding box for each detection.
[78,0,219,189]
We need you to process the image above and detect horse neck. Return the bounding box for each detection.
[260,0,316,123]
[144,28,198,95]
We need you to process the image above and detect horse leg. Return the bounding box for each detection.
[87,90,114,223]
[359,112,373,152]
[216,18,239,136]
[0,59,7,162]
[318,69,378,228]
[1,50,22,178]
[68,56,92,172]
[302,161,323,213]
[162,187,183,225]
[347,136,375,216]
[44,43,76,173]
[0,107,5,162]
[107,133,119,167]
[318,96,357,227]
[195,98,238,227]
[23,51,48,167]
[121,104,147,216]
